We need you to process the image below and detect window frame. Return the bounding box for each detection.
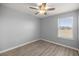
[58,16,73,40]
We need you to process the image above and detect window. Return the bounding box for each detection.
[58,16,73,39]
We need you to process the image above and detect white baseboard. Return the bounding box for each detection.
[0,39,40,54]
[41,39,78,51]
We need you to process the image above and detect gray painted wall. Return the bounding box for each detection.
[0,5,40,51]
[40,11,78,48]
[0,4,79,51]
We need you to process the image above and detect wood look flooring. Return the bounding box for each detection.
[0,40,78,56]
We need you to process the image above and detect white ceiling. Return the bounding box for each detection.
[2,3,79,18]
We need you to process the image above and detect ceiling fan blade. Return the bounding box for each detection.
[29,7,38,10]
[47,8,55,11]
[35,12,39,15]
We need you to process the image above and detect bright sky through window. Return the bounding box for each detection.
[58,17,73,27]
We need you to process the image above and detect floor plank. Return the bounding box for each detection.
[0,40,78,56]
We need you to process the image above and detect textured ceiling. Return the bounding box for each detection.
[2,3,79,18]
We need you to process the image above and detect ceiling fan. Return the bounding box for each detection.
[29,3,55,15]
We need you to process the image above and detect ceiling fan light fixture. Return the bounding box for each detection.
[45,6,48,10]
[29,3,55,15]
[39,10,46,15]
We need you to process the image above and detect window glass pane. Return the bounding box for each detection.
[58,16,73,39]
